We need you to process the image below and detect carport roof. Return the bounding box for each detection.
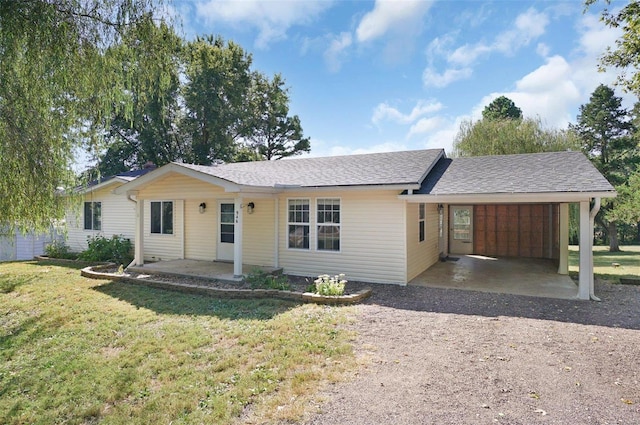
[416,151,616,195]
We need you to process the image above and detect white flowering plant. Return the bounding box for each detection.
[313,273,347,296]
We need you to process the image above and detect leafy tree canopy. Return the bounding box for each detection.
[245,73,310,160]
[0,0,171,233]
[453,117,580,157]
[586,0,640,94]
[481,96,523,121]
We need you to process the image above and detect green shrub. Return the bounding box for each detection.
[313,274,346,296]
[245,269,291,291]
[44,240,77,259]
[78,235,133,265]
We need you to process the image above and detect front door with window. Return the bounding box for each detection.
[217,202,235,261]
[449,206,473,254]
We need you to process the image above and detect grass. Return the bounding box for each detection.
[569,245,640,282]
[0,261,356,425]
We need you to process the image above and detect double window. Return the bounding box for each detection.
[287,198,341,251]
[84,202,101,230]
[151,201,173,235]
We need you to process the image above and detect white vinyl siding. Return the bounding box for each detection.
[65,183,136,252]
[406,203,440,282]
[278,190,406,284]
[184,199,216,261]
[242,198,276,266]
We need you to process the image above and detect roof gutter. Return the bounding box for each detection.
[398,191,617,204]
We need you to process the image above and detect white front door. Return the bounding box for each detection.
[217,202,235,261]
[449,206,473,254]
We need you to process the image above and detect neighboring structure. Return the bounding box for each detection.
[112,149,615,300]
[65,168,154,252]
[0,227,60,262]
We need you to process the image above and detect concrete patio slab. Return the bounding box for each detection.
[128,260,280,282]
[410,255,579,300]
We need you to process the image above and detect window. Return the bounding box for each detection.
[84,202,101,230]
[219,203,234,243]
[419,203,425,242]
[151,201,173,235]
[288,199,309,249]
[317,198,340,251]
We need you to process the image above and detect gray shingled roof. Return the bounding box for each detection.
[417,151,615,195]
[178,149,443,188]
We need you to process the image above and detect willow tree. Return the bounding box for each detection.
[0,0,171,233]
[453,117,580,157]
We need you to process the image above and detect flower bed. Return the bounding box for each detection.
[81,265,372,305]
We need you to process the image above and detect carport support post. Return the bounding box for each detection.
[578,200,591,300]
[233,197,244,278]
[558,203,569,275]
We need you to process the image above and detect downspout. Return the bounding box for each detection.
[589,198,601,301]
[126,192,138,269]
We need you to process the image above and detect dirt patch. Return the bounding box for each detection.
[303,279,640,425]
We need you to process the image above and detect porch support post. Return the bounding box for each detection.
[558,203,569,275]
[134,195,144,266]
[274,198,279,268]
[234,197,244,277]
[578,200,591,300]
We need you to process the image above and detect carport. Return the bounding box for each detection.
[410,255,578,299]
[400,152,617,300]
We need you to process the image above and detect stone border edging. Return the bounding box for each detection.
[81,266,371,305]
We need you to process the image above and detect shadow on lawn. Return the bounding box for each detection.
[356,281,640,331]
[93,280,299,320]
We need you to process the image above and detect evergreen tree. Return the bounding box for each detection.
[570,84,639,251]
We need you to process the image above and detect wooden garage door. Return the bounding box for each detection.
[473,204,559,259]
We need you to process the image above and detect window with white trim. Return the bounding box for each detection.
[150,201,173,235]
[84,202,101,230]
[419,203,425,242]
[317,198,340,251]
[288,199,309,249]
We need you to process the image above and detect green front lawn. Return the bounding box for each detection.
[0,261,356,425]
[569,245,640,281]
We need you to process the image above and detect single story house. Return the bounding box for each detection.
[110,149,615,300]
[65,168,154,252]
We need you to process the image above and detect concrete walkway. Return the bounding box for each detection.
[410,255,579,300]
[128,260,280,282]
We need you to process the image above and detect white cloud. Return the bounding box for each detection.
[323,32,353,73]
[326,142,409,157]
[356,0,433,43]
[422,67,473,88]
[536,42,550,58]
[195,0,334,48]
[447,8,549,66]
[372,100,443,125]
[408,116,445,138]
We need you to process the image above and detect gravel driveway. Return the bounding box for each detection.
[303,280,640,425]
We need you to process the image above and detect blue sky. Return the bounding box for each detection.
[169,0,629,158]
